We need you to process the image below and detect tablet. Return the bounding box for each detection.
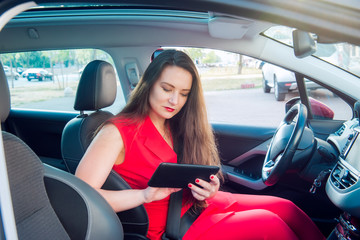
[148,162,220,188]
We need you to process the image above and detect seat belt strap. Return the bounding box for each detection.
[163,190,202,240]
[162,190,183,240]
[178,206,201,238]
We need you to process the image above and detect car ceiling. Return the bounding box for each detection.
[1,0,359,45]
[0,9,271,53]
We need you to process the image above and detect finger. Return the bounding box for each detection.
[194,178,212,190]
[190,189,207,201]
[188,183,211,199]
[209,175,220,186]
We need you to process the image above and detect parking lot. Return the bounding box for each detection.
[8,73,350,128]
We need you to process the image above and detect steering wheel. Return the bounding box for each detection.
[262,103,308,186]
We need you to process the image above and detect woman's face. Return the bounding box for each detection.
[149,65,193,122]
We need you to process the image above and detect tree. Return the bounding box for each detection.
[202,50,220,64]
[238,54,243,74]
[185,48,203,63]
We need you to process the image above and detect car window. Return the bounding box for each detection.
[180,47,352,127]
[1,49,125,113]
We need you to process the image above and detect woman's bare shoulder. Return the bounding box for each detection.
[93,122,124,146]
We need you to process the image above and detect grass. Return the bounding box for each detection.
[202,76,262,91]
[200,66,262,76]
[10,80,78,107]
[200,67,262,91]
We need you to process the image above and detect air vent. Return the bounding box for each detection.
[331,164,358,189]
[341,140,351,157]
[336,125,345,136]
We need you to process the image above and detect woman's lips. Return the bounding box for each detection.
[165,107,175,112]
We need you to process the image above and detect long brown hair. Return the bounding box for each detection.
[119,50,220,167]
[116,50,222,207]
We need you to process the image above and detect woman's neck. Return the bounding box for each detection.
[148,112,166,130]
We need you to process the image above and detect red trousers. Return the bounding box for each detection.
[183,191,325,240]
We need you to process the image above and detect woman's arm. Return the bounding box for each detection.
[76,123,179,212]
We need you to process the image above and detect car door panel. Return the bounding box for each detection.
[213,123,275,162]
[212,123,275,190]
[4,109,77,170]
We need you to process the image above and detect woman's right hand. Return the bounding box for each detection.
[143,186,181,203]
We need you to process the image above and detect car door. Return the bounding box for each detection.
[3,109,76,171]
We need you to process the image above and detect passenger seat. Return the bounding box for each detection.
[61,60,149,239]
[61,60,117,173]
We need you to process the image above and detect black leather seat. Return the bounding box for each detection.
[0,61,123,240]
[61,60,117,173]
[61,60,149,239]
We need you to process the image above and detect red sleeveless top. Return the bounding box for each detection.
[111,116,190,239]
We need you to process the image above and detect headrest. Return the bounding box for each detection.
[74,60,117,111]
[0,62,11,123]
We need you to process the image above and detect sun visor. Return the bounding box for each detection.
[208,13,253,40]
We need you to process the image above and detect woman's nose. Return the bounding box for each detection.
[169,93,178,105]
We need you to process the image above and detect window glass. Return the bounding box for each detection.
[181,47,352,127]
[264,26,360,78]
[1,49,125,113]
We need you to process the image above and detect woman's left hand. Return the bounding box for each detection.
[188,175,220,201]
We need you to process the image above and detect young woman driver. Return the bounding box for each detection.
[75,50,325,240]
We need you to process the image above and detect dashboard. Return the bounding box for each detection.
[326,118,360,218]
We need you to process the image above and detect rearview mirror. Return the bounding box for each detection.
[292,30,316,58]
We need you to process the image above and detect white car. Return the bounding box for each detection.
[3,65,20,80]
[262,63,321,101]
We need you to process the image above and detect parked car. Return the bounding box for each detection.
[22,68,53,81]
[0,1,360,240]
[262,63,296,101]
[3,65,20,80]
[262,63,322,101]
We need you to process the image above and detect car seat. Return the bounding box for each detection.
[61,60,117,173]
[0,61,123,240]
[61,60,149,239]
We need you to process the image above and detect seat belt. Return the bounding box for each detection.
[162,190,183,240]
[162,190,202,240]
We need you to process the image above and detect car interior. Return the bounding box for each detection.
[0,1,360,240]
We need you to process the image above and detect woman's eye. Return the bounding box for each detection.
[181,93,189,97]
[162,87,171,92]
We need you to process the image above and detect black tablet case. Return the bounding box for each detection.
[148,162,220,188]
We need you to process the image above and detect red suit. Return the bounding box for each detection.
[111,116,325,240]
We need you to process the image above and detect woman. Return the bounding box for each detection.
[76,50,325,240]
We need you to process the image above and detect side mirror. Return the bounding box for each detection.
[286,97,334,120]
[292,30,316,58]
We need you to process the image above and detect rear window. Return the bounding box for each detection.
[1,49,125,113]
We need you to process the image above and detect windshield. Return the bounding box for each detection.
[264,26,360,77]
